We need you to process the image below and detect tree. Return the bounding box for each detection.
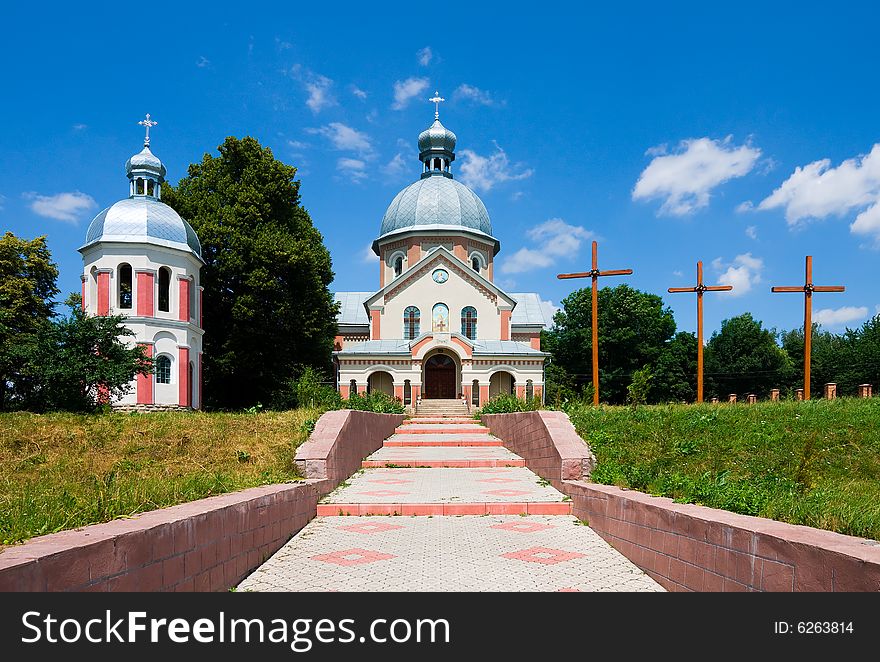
[0,232,59,409]
[704,313,791,399]
[653,331,698,403]
[17,294,152,412]
[545,284,677,404]
[162,137,338,409]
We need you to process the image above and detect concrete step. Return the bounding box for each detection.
[317,502,572,516]
[384,439,503,447]
[362,459,525,468]
[402,417,475,424]
[395,425,487,434]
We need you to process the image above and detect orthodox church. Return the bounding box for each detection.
[334,100,549,407]
[79,116,204,410]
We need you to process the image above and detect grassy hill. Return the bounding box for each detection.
[0,409,317,547]
[568,398,880,540]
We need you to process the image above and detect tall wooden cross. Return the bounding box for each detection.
[557,240,633,405]
[771,255,844,400]
[667,261,732,403]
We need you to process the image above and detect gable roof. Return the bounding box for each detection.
[509,292,548,327]
[365,246,517,309]
[334,292,371,326]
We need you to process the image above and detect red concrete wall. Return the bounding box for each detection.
[137,271,154,317]
[481,410,596,481]
[97,271,110,316]
[178,277,190,322]
[137,343,154,405]
[0,481,329,592]
[500,310,511,340]
[295,410,404,488]
[178,346,190,408]
[564,481,880,592]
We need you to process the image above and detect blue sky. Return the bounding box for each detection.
[2,1,878,337]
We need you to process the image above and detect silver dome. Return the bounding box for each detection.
[379,175,492,238]
[82,197,202,259]
[125,146,167,179]
[418,119,457,154]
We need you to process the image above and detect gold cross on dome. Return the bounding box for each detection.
[429,91,445,119]
[138,113,158,145]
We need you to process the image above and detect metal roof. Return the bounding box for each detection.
[509,292,548,327]
[472,340,547,356]
[334,292,371,326]
[336,339,411,355]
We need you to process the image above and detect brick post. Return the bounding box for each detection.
[747,394,757,404]
[795,388,805,401]
[824,383,837,399]
[710,397,719,403]
[728,393,737,403]
[770,388,780,401]
[858,384,873,398]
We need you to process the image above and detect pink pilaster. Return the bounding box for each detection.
[178,277,190,322]
[198,352,203,411]
[97,271,110,316]
[394,385,404,402]
[179,346,190,408]
[500,310,511,341]
[136,270,155,317]
[340,384,351,399]
[370,310,381,340]
[137,343,154,405]
[198,287,203,328]
[530,335,541,350]
[480,384,490,404]
[80,276,86,312]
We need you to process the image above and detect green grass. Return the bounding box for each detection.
[567,398,880,540]
[0,409,319,546]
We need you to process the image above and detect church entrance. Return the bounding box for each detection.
[424,353,457,399]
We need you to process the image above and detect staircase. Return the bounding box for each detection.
[414,398,470,418]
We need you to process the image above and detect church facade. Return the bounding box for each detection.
[334,106,549,407]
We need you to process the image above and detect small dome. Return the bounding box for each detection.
[418,119,457,154]
[125,145,167,180]
[82,197,202,259]
[379,175,492,238]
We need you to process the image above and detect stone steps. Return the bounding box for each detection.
[317,502,572,516]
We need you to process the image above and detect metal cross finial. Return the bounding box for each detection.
[428,91,445,119]
[138,113,158,146]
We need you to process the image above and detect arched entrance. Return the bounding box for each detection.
[489,371,515,398]
[423,353,458,399]
[367,371,394,396]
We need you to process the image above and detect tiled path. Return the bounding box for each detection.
[239,410,663,592]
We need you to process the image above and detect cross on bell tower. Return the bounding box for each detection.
[429,91,445,119]
[138,113,158,146]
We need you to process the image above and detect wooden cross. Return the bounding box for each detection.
[771,256,844,400]
[557,240,633,405]
[138,113,157,146]
[668,261,732,403]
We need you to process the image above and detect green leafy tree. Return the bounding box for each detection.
[21,294,152,412]
[653,331,698,403]
[162,137,338,409]
[704,313,791,399]
[545,284,676,404]
[0,232,59,409]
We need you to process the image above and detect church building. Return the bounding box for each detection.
[79,116,204,410]
[334,101,549,407]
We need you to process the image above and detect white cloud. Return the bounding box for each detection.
[351,86,368,100]
[672,270,683,277]
[361,243,377,263]
[72,123,87,131]
[813,306,869,329]
[711,252,763,296]
[392,77,429,110]
[0,194,6,211]
[745,225,758,239]
[337,158,368,182]
[458,142,534,192]
[306,123,372,152]
[454,84,497,106]
[633,136,761,216]
[539,299,560,327]
[24,191,97,223]
[382,152,408,178]
[417,47,433,66]
[290,65,337,114]
[511,191,524,202]
[757,144,880,245]
[196,56,210,68]
[736,201,754,213]
[287,139,309,150]
[500,219,594,274]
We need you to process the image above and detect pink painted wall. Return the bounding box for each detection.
[136,271,154,317]
[137,343,154,405]
[500,310,511,340]
[178,277,190,322]
[97,271,110,316]
[178,346,190,408]
[80,277,86,312]
[370,309,381,340]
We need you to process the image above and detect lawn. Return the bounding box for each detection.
[567,398,880,540]
[0,409,318,547]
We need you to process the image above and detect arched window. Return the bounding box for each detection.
[403,306,421,340]
[461,306,477,340]
[472,379,480,406]
[432,303,449,332]
[158,267,171,312]
[526,380,534,399]
[136,178,144,195]
[118,263,132,309]
[472,256,480,272]
[404,380,412,405]
[394,256,403,277]
[155,355,172,384]
[147,179,155,196]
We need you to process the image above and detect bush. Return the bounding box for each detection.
[345,391,405,414]
[478,393,542,415]
[292,366,341,410]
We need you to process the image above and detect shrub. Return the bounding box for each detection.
[345,391,405,414]
[293,366,341,410]
[478,393,542,415]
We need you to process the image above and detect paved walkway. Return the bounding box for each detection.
[238,408,663,592]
